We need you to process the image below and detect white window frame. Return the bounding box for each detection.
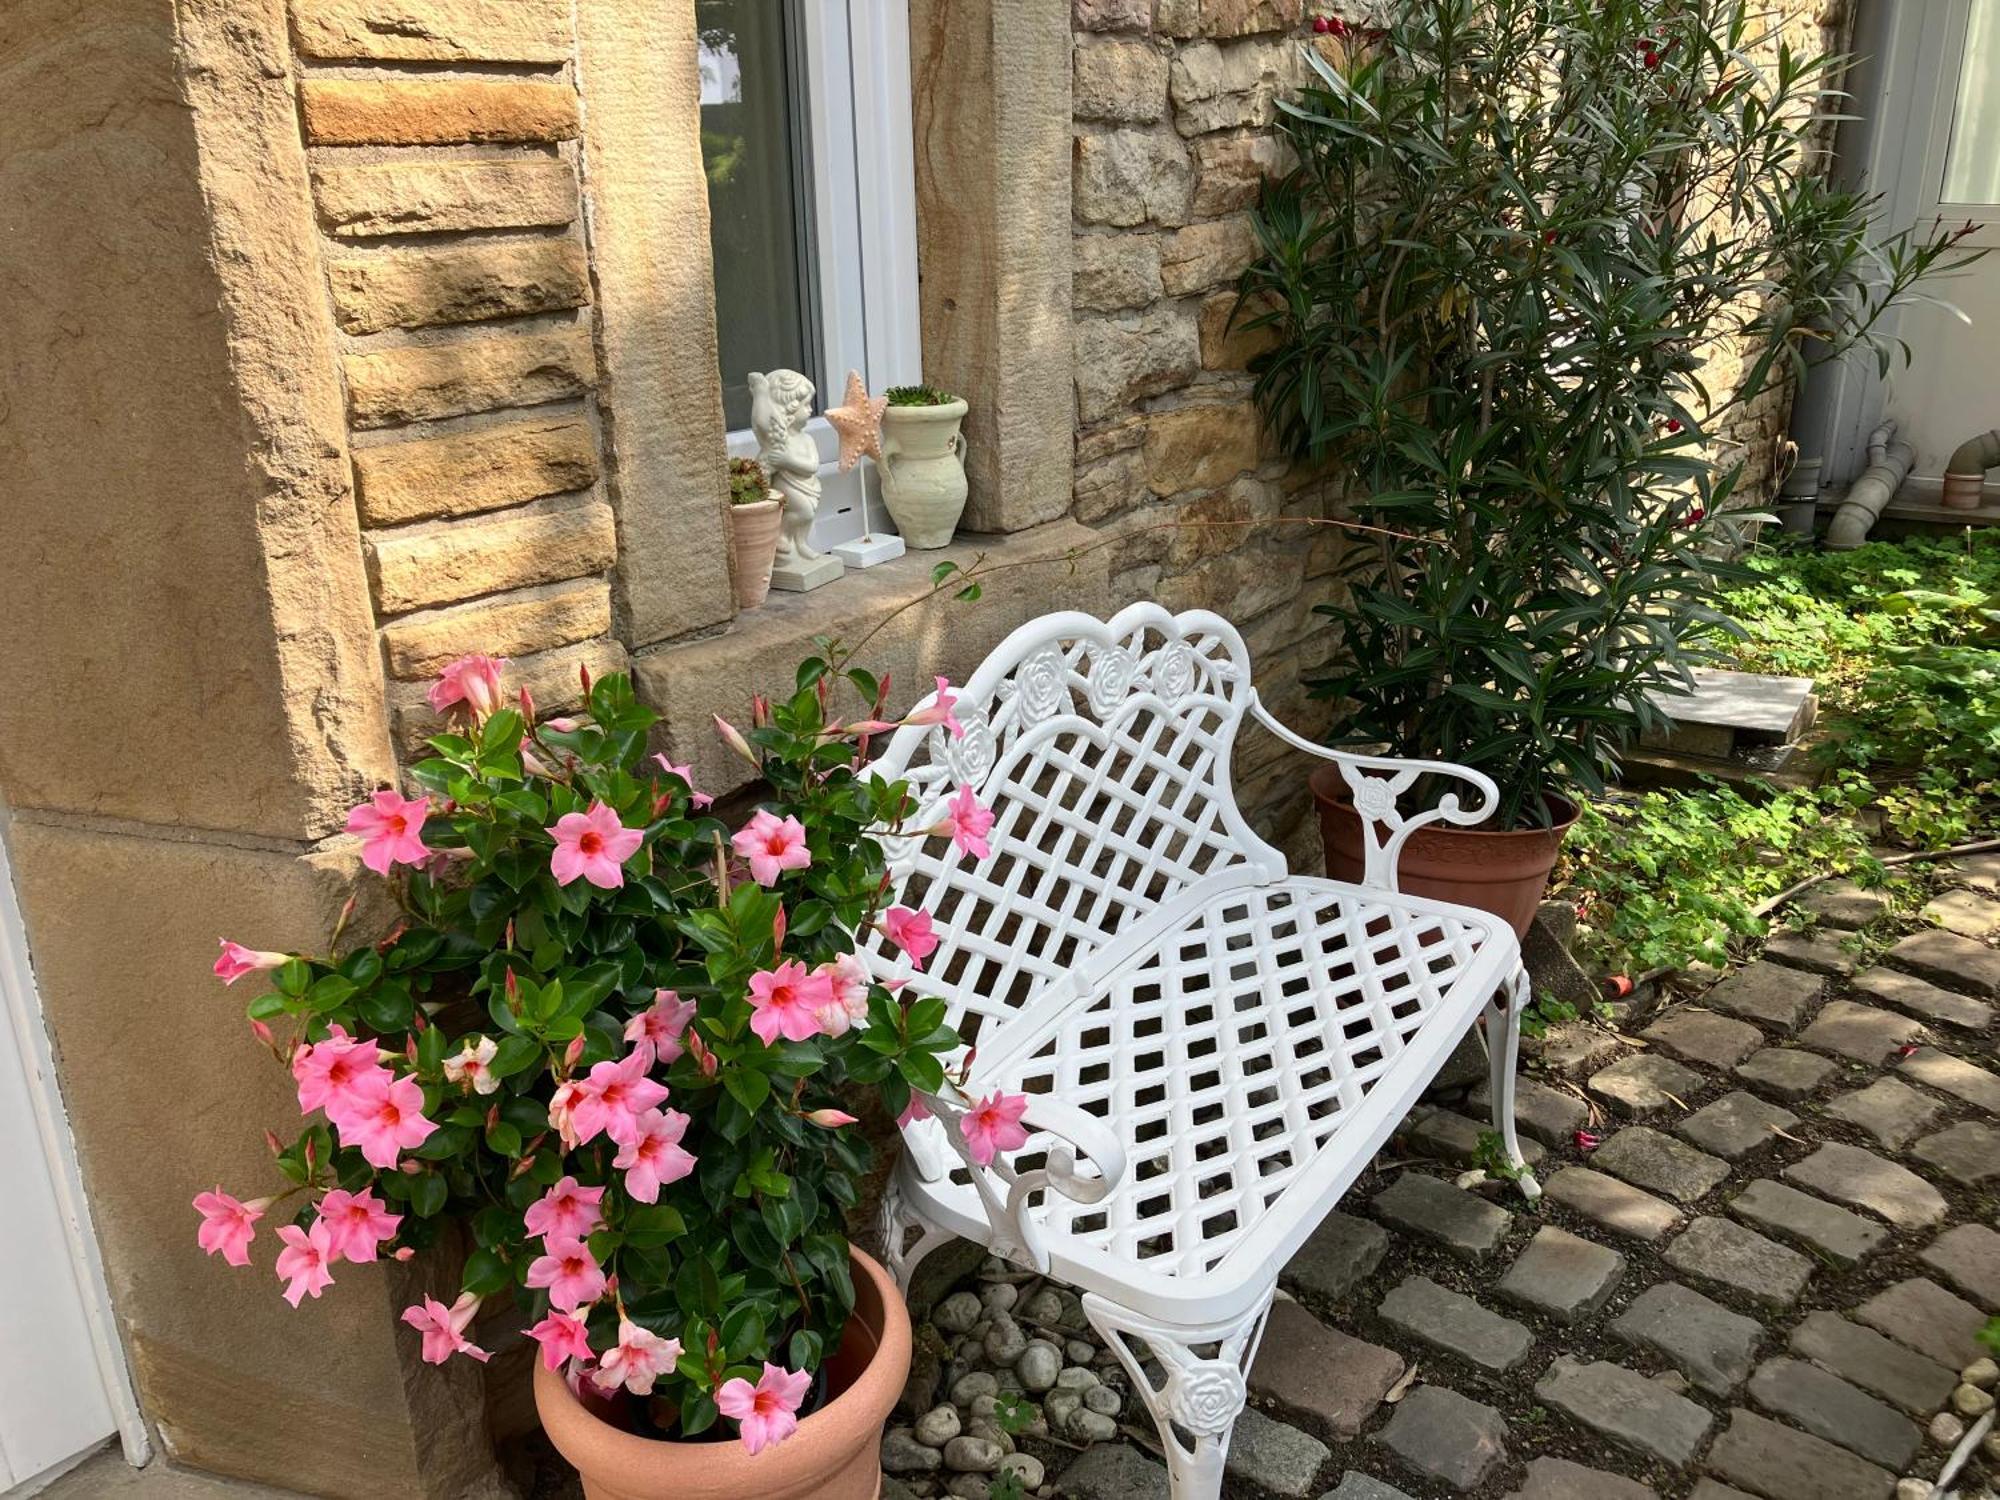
[720,0,923,551]
[1884,0,2000,249]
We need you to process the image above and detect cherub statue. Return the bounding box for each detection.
[749,369,824,568]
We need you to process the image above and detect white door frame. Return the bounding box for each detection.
[0,812,148,1489]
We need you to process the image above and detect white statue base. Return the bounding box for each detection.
[832,533,905,569]
[770,554,845,592]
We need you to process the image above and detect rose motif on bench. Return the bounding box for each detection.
[1164,1359,1246,1436]
[940,707,996,788]
[1084,643,1138,719]
[1015,648,1068,724]
[1351,775,1397,822]
[1153,640,1197,705]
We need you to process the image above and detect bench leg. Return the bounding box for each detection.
[1484,962,1543,1200]
[876,1169,958,1294]
[1079,1286,1274,1500]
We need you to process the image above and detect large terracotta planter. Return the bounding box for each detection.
[729,497,784,609]
[879,400,969,548]
[533,1247,909,1500]
[1309,765,1578,939]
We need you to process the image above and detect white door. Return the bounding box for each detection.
[0,821,144,1491]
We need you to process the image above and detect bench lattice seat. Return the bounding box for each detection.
[866,604,1535,1499]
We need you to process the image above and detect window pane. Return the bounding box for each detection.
[1941,0,2000,206]
[700,2,820,431]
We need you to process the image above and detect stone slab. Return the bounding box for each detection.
[1886,927,2000,997]
[1797,880,1890,929]
[1225,1407,1330,1499]
[1644,667,1814,739]
[1852,966,1994,1032]
[314,158,578,238]
[1504,1456,1657,1500]
[1641,1009,1766,1071]
[1688,1484,1760,1500]
[1593,1126,1731,1204]
[1468,1076,1589,1147]
[1854,1278,1991,1368]
[1588,1053,1706,1119]
[1675,1090,1799,1159]
[1746,1357,1921,1470]
[1912,1120,2000,1185]
[1899,1046,2000,1112]
[1798,999,1928,1064]
[1375,1385,1507,1491]
[1783,1143,1948,1229]
[1533,1356,1712,1464]
[1372,1173,1511,1256]
[1663,1216,1813,1307]
[1324,1475,1414,1500]
[1406,1108,1546,1168]
[1764,927,1857,977]
[1923,887,2000,937]
[1788,1311,1957,1416]
[1542,1167,1682,1242]
[1728,1179,1887,1268]
[1378,1277,1533,1372]
[1825,1077,1943,1151]
[1702,962,1822,1030]
[290,0,575,62]
[1609,1281,1764,1395]
[1734,1046,1837,1100]
[1495,1226,1625,1323]
[353,416,599,527]
[1283,1211,1390,1304]
[1058,1442,1170,1500]
[1530,1022,1624,1078]
[1920,1223,2000,1310]
[1249,1298,1405,1439]
[1705,1408,1897,1500]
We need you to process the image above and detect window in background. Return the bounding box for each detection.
[1940,0,2000,207]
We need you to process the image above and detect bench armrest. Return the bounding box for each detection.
[1249,691,1501,893]
[902,1089,1128,1275]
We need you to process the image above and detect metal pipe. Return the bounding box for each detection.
[1942,426,2000,509]
[1824,420,1913,549]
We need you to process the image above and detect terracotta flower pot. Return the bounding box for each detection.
[533,1247,910,1500]
[1309,765,1578,939]
[729,496,784,609]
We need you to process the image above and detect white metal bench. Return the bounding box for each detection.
[865,603,1536,1499]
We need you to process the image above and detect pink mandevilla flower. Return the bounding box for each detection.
[402,1292,490,1364]
[897,1094,933,1129]
[547,802,645,890]
[345,789,432,877]
[960,1091,1031,1167]
[716,1362,813,1455]
[938,784,996,861]
[568,1048,670,1148]
[731,810,812,887]
[426,654,508,719]
[314,1187,401,1263]
[624,989,697,1066]
[882,906,940,970]
[747,960,835,1047]
[811,953,871,1038]
[526,1310,594,1372]
[293,1026,389,1117]
[213,940,290,986]
[273,1220,336,1307]
[193,1189,264,1268]
[524,1176,606,1243]
[442,1035,500,1095]
[651,754,713,808]
[903,676,965,740]
[593,1320,682,1397]
[614,1107,697,1203]
[329,1071,437,1169]
[547,1080,583,1149]
[525,1235,607,1313]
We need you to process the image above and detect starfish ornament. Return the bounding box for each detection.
[825,369,887,473]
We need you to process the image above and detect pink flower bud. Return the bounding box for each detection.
[393,1246,415,1261]
[249,1018,275,1046]
[805,1108,859,1128]
[563,1034,586,1068]
[713,714,759,767]
[773,903,788,948]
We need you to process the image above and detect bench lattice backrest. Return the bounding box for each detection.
[864,605,1285,1060]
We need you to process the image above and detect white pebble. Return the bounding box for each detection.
[934,1291,982,1334]
[1954,1382,1996,1417]
[951,1371,998,1405]
[943,1434,1004,1473]
[913,1404,961,1447]
[1000,1453,1046,1489]
[1931,1411,1966,1445]
[1963,1357,1999,1389]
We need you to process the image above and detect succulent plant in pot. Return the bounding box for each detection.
[728,455,783,611]
[1240,0,1976,933]
[877,384,969,550]
[195,651,1017,1500]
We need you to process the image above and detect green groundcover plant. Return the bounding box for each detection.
[1241,0,1975,826]
[194,652,1022,1453]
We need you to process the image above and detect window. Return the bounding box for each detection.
[1939,0,2000,208]
[698,1,921,552]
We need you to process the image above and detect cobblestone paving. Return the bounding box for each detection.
[890,859,2000,1500]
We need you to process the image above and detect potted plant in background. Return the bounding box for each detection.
[1241,0,1975,934]
[728,455,784,610]
[196,652,1014,1500]
[877,385,969,549]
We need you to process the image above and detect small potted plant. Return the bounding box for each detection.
[196,652,1015,1500]
[877,385,969,549]
[728,455,783,609]
[1240,0,1975,934]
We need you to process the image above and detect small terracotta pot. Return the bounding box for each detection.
[1941,471,1987,510]
[533,1247,910,1500]
[729,497,784,609]
[1309,765,1578,939]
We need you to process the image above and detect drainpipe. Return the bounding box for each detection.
[1824,420,1915,550]
[1942,428,2000,509]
